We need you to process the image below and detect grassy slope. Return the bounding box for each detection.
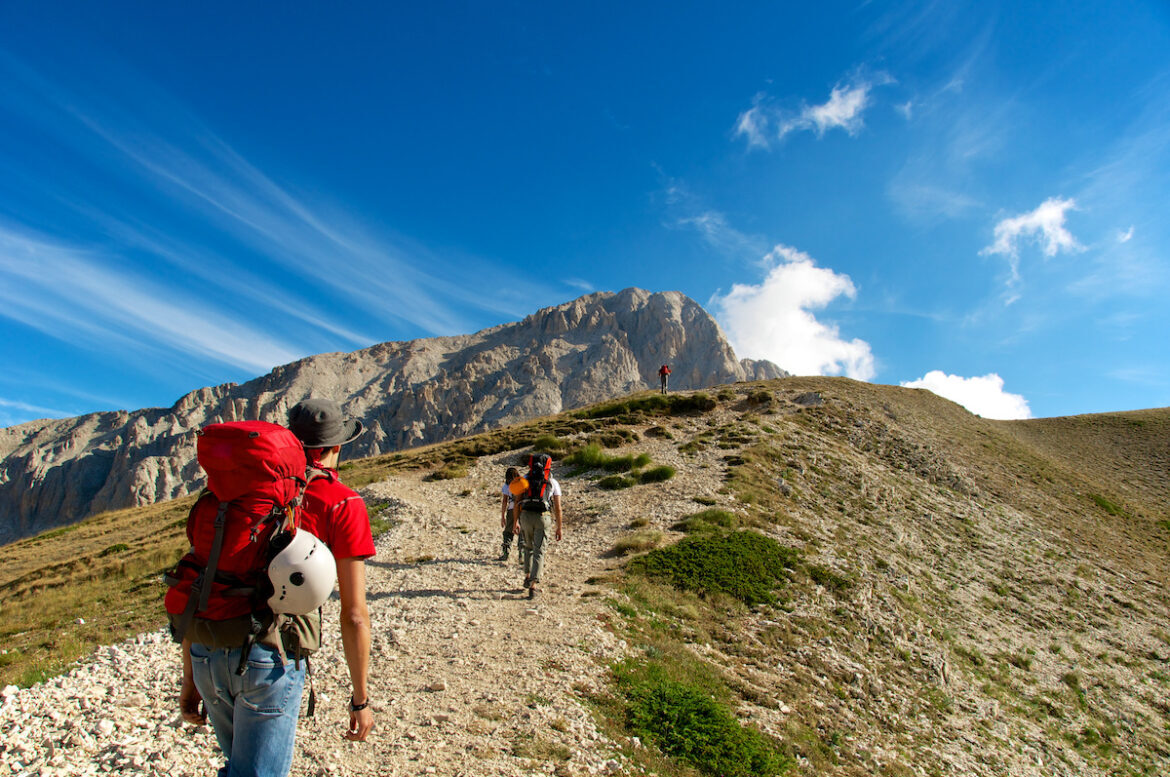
[1,377,1167,775]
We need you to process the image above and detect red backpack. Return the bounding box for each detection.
[165,421,308,648]
[520,453,554,513]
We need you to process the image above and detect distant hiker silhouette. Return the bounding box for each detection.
[512,453,564,599]
[658,364,671,394]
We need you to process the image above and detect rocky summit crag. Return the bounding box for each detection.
[0,288,783,544]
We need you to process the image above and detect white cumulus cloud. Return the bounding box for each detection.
[710,245,875,379]
[981,197,1082,284]
[1118,225,1134,243]
[901,370,1032,419]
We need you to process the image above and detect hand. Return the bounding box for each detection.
[512,521,520,535]
[346,706,374,741]
[179,676,206,726]
[555,525,563,541]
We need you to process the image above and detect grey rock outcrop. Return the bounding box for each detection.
[0,288,784,544]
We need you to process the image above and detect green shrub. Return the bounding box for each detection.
[614,662,786,777]
[673,509,738,534]
[532,434,568,453]
[603,455,637,473]
[564,443,609,469]
[807,564,853,592]
[633,453,652,468]
[577,393,717,420]
[99,543,130,557]
[645,426,674,439]
[599,475,637,491]
[1089,493,1128,518]
[611,530,665,556]
[628,531,798,605]
[637,465,676,483]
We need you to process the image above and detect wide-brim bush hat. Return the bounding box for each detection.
[287,398,363,448]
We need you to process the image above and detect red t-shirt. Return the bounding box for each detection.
[299,468,376,561]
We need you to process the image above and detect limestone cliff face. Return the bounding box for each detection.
[0,289,784,544]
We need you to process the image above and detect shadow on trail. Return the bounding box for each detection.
[369,587,519,601]
[367,556,502,570]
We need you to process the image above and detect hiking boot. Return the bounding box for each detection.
[498,549,509,562]
[527,585,539,600]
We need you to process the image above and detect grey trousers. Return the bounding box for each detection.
[519,509,553,584]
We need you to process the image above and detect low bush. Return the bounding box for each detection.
[564,443,609,469]
[637,465,676,483]
[599,475,638,491]
[613,661,787,777]
[429,463,469,480]
[577,393,717,420]
[611,530,665,556]
[628,531,798,605]
[532,434,568,453]
[672,509,738,534]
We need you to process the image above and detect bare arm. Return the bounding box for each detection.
[500,493,509,527]
[337,557,374,741]
[179,638,205,725]
[552,494,563,541]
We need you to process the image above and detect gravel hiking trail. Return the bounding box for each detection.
[2,437,708,777]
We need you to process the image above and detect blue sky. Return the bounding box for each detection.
[1,1,1167,426]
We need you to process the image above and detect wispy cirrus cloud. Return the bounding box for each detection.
[901,370,1032,419]
[0,53,539,349]
[0,226,302,374]
[710,245,875,379]
[661,175,769,261]
[734,71,894,149]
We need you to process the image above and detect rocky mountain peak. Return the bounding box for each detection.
[0,289,784,544]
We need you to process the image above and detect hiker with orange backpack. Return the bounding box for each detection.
[511,453,563,599]
[498,466,527,562]
[658,364,671,394]
[171,398,375,777]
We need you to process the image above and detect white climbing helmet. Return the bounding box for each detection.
[267,528,337,615]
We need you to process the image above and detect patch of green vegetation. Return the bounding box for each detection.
[576,393,717,420]
[611,530,666,556]
[512,733,572,762]
[692,496,718,506]
[30,524,80,542]
[807,564,853,592]
[638,465,676,483]
[645,426,674,439]
[98,543,130,557]
[1156,519,1170,533]
[672,509,739,534]
[628,531,799,606]
[612,660,788,777]
[599,474,638,490]
[1088,493,1128,518]
[429,462,469,480]
[532,434,569,453]
[368,516,396,539]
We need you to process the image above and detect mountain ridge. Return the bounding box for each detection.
[0,288,783,544]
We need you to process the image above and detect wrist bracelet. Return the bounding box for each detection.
[350,697,369,712]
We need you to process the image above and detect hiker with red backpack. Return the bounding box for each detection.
[658,364,671,394]
[170,398,375,777]
[511,453,563,599]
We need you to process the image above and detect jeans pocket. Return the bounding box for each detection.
[239,646,301,715]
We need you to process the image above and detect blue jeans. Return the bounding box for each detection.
[189,641,306,777]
